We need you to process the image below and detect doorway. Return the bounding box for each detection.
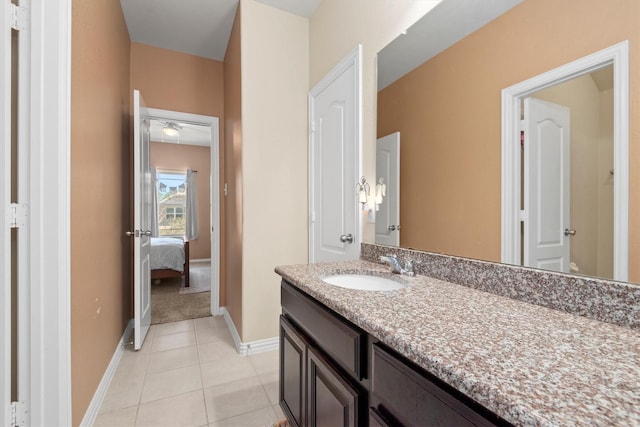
[502,41,629,281]
[144,108,221,321]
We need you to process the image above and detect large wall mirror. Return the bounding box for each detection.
[375,0,638,283]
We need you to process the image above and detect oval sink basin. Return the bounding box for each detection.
[322,274,406,291]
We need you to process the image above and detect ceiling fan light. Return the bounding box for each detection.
[162,123,180,137]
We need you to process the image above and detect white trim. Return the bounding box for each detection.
[190,258,211,264]
[79,320,134,427]
[0,1,13,424]
[26,0,72,425]
[142,107,222,316]
[308,45,363,262]
[220,307,279,356]
[501,40,629,281]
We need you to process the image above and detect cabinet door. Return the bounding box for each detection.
[307,346,361,427]
[280,316,307,427]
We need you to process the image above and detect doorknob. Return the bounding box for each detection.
[339,233,354,243]
[564,228,576,236]
[125,230,138,237]
[387,225,396,231]
[142,230,152,236]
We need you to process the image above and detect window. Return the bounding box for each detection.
[157,171,187,236]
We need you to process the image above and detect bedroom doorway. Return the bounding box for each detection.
[144,107,221,321]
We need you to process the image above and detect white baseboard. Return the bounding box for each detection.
[79,319,134,427]
[190,258,211,264]
[219,307,279,356]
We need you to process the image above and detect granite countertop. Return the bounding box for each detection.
[275,260,640,427]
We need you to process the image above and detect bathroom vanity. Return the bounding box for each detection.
[275,244,640,426]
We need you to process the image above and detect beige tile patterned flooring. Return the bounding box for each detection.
[94,316,284,427]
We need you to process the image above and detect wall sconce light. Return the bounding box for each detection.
[357,176,370,209]
[375,177,386,211]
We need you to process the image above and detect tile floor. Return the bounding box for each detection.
[94,316,284,427]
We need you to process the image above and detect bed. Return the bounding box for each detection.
[150,237,190,287]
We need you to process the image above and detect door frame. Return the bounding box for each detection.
[4,0,73,424]
[308,45,363,263]
[501,40,629,281]
[145,108,222,315]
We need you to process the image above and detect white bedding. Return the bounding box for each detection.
[150,237,185,272]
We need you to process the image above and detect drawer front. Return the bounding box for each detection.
[372,344,505,427]
[281,281,366,380]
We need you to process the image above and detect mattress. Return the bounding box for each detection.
[150,237,185,272]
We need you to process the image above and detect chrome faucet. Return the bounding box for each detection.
[379,255,415,276]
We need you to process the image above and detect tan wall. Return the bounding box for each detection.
[151,142,211,259]
[130,42,226,304]
[309,0,441,241]
[70,0,131,424]
[224,6,243,335]
[377,0,640,283]
[240,0,309,342]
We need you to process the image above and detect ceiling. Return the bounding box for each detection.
[119,0,322,61]
[149,119,212,146]
[377,0,524,90]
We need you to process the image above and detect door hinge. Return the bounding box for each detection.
[9,203,28,229]
[10,4,28,31]
[11,401,27,426]
[519,209,527,222]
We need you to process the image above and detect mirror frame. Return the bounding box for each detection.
[501,41,629,281]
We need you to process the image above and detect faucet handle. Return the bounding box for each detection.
[401,258,416,276]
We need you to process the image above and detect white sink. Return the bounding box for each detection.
[322,273,406,291]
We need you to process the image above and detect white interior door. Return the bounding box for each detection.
[524,97,570,272]
[133,90,152,350]
[375,132,400,246]
[309,46,361,263]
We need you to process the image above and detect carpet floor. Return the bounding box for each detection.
[151,262,212,325]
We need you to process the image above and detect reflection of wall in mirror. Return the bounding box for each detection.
[376,0,639,282]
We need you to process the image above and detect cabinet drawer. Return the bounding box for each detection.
[372,344,507,427]
[281,281,366,380]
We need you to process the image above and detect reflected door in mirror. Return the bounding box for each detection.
[375,133,400,246]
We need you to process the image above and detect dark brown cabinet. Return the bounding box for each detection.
[279,314,364,427]
[280,281,367,427]
[371,343,504,426]
[307,346,361,427]
[280,316,306,427]
[280,280,511,427]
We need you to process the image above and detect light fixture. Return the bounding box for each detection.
[375,177,386,211]
[357,176,370,208]
[162,122,180,137]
